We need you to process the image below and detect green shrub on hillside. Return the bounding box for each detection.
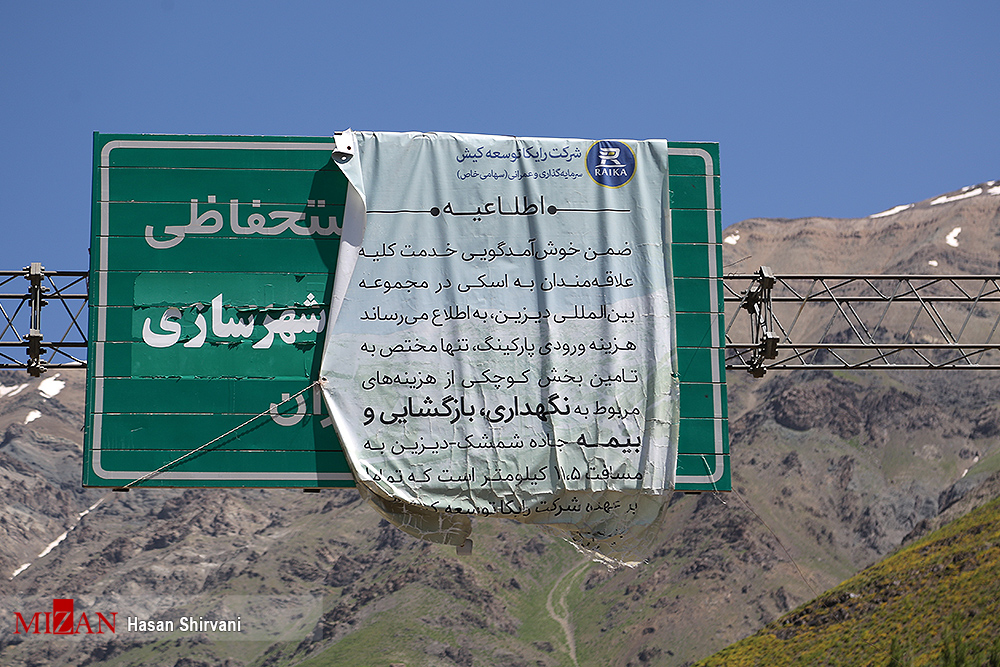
[695,498,1000,667]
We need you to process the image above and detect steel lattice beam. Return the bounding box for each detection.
[0,266,88,375]
[724,268,1000,375]
[6,264,1000,377]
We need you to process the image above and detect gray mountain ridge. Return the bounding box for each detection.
[1,181,1000,666]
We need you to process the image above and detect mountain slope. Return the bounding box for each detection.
[694,485,1000,667]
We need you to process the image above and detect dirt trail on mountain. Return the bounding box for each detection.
[546,559,592,666]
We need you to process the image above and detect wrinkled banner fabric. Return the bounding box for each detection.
[321,131,677,563]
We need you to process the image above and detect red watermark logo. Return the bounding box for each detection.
[14,598,116,635]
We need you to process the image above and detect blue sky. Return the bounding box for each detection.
[2,1,997,271]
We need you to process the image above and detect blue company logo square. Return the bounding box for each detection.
[586,140,636,188]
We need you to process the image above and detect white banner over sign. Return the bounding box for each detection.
[321,131,679,562]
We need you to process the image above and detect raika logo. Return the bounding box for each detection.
[586,140,636,188]
[14,598,116,635]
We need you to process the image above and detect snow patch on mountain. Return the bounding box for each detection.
[933,189,983,206]
[9,496,107,580]
[38,373,65,399]
[1,383,28,398]
[870,204,912,219]
[869,181,998,219]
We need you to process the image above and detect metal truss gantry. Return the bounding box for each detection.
[6,264,1000,378]
[725,267,1000,376]
[1,264,88,376]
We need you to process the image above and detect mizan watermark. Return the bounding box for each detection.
[5,595,319,642]
[14,599,116,635]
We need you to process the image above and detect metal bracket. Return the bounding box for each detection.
[332,129,355,164]
[739,266,779,377]
[25,263,48,377]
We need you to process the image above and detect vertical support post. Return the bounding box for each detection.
[24,262,48,377]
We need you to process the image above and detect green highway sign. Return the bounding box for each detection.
[84,134,354,487]
[84,133,727,494]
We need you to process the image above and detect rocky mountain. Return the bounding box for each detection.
[1,181,1000,667]
[722,181,1000,274]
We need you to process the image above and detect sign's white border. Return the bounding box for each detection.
[668,147,725,485]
